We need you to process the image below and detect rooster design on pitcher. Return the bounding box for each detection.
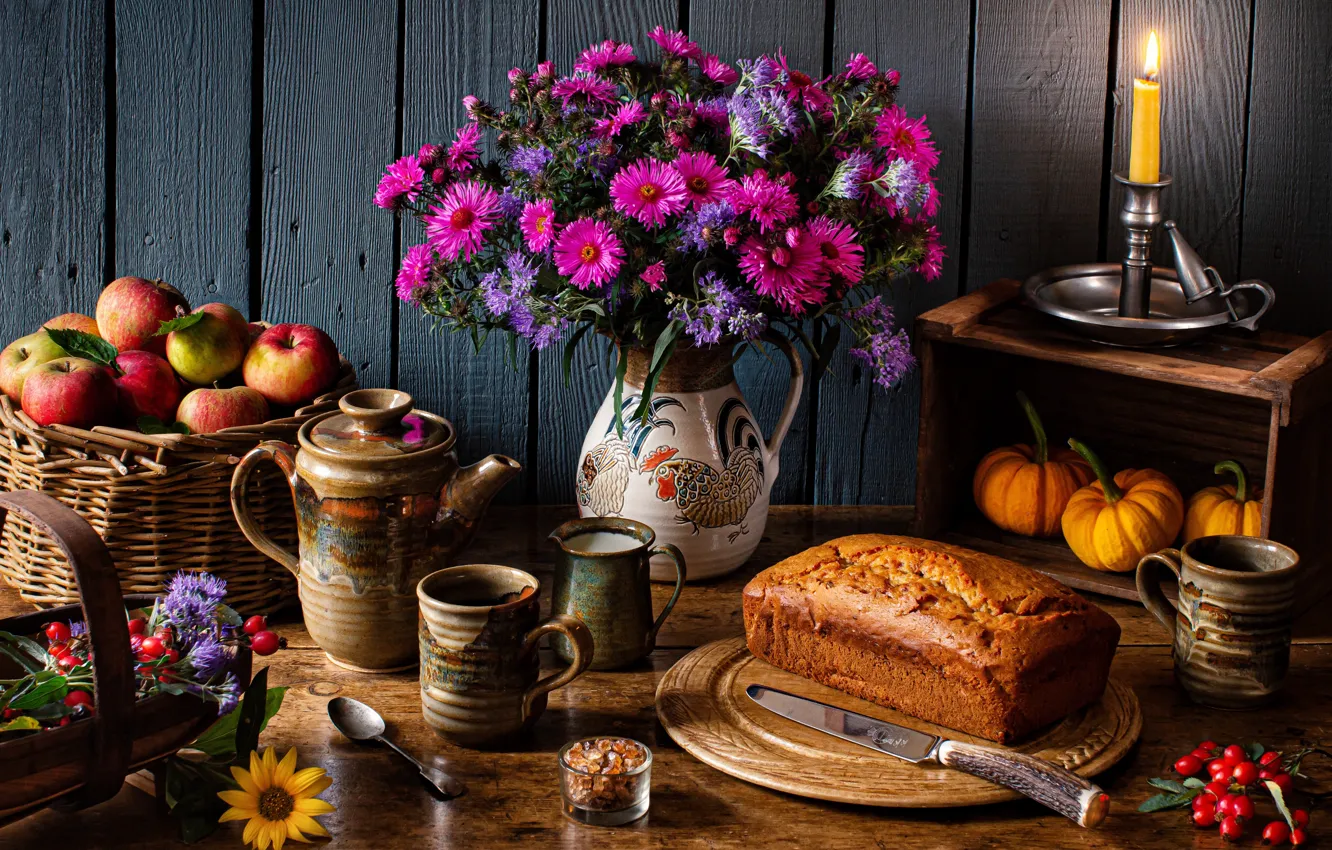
[576,396,683,516]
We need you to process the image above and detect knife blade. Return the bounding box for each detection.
[745,684,1110,828]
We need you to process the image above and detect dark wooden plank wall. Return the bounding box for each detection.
[1,0,1328,506]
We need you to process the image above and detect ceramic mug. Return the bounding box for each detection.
[549,517,687,671]
[417,564,593,747]
[1136,535,1300,709]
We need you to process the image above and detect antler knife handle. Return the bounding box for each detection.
[936,740,1110,828]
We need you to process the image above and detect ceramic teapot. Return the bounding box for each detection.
[230,388,520,672]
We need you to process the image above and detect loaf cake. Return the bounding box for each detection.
[742,534,1120,743]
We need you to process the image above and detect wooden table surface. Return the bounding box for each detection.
[2,506,1330,849]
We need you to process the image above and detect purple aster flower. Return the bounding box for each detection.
[821,150,873,200]
[479,270,513,317]
[510,145,553,176]
[846,296,916,388]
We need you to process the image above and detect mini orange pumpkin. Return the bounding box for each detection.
[1061,438,1184,573]
[1183,460,1265,543]
[972,392,1093,537]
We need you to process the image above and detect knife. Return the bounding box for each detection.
[745,684,1110,828]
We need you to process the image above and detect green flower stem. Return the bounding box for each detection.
[1016,391,1048,465]
[1215,459,1250,503]
[1068,438,1122,504]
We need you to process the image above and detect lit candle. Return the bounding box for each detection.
[1128,31,1161,183]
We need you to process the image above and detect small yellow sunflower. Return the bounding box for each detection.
[218,746,335,850]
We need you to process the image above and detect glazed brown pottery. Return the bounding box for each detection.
[230,388,521,672]
[417,564,593,747]
[549,517,686,670]
[1136,535,1299,709]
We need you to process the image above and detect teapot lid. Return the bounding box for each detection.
[308,389,448,457]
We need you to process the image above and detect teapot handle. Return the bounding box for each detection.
[230,440,300,577]
[759,332,805,467]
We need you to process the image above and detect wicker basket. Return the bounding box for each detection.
[0,362,357,611]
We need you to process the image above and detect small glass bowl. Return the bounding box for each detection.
[558,736,652,826]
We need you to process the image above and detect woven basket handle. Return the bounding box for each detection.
[0,490,135,808]
[230,441,300,576]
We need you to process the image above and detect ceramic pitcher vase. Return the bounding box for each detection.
[575,339,803,581]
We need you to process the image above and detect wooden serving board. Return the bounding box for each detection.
[656,638,1142,808]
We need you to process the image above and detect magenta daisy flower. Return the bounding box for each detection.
[373,156,424,211]
[775,51,832,113]
[610,160,688,229]
[592,100,648,139]
[646,26,701,60]
[844,53,878,81]
[727,171,798,232]
[875,105,939,171]
[806,216,865,283]
[640,261,666,291]
[554,218,624,289]
[672,152,735,208]
[574,39,636,74]
[738,231,828,313]
[699,54,738,86]
[416,143,444,171]
[519,199,558,252]
[447,123,483,173]
[425,181,499,261]
[395,244,435,301]
[550,74,619,109]
[917,222,945,281]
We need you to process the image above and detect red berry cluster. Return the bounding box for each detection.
[1173,740,1311,845]
[242,615,281,656]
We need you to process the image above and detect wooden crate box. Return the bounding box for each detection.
[912,280,1332,607]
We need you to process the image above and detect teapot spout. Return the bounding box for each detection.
[446,454,522,522]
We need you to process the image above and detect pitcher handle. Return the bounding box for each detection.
[1135,548,1182,640]
[759,331,805,466]
[645,543,687,652]
[229,440,300,577]
[521,614,593,719]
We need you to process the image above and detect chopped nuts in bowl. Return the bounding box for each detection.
[558,736,652,826]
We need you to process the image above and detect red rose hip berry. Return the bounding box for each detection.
[1224,745,1247,766]
[1292,810,1310,828]
[1263,821,1292,846]
[127,617,146,635]
[139,636,165,658]
[242,615,267,636]
[1234,761,1260,786]
[1291,828,1309,846]
[1230,794,1256,821]
[63,690,92,708]
[1199,740,1220,752]
[1270,773,1294,794]
[250,630,280,656]
[1220,814,1245,842]
[1176,755,1204,776]
[44,622,71,643]
[1260,751,1283,767]
[1210,759,1233,780]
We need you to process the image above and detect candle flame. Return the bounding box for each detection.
[1143,31,1160,80]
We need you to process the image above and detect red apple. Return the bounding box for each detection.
[0,331,68,401]
[21,357,118,428]
[96,277,190,355]
[114,350,181,423]
[176,386,269,434]
[165,303,250,385]
[242,323,339,405]
[44,313,101,337]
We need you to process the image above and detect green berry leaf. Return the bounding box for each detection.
[1264,779,1296,830]
[43,328,121,374]
[1137,788,1200,813]
[1183,777,1206,789]
[137,416,191,435]
[1245,741,1266,761]
[155,312,204,336]
[1147,778,1187,794]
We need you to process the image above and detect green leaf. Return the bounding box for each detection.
[1137,788,1200,813]
[214,604,245,629]
[1264,779,1296,830]
[1245,742,1266,761]
[811,322,841,383]
[631,320,682,422]
[562,323,593,387]
[0,631,46,674]
[154,312,204,337]
[28,701,72,721]
[190,685,286,759]
[231,668,270,766]
[0,715,40,733]
[1183,777,1206,789]
[1147,778,1187,794]
[44,328,121,373]
[611,344,628,438]
[10,674,68,709]
[137,415,190,435]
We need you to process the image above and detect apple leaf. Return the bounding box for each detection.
[44,328,121,374]
[138,416,191,435]
[155,312,204,336]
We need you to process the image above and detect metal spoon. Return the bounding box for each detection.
[327,696,466,798]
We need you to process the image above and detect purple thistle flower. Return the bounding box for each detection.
[738,56,781,88]
[69,620,87,639]
[498,186,528,219]
[822,150,873,200]
[846,296,916,388]
[215,673,242,716]
[479,270,513,317]
[187,635,233,679]
[505,251,539,293]
[163,572,227,629]
[510,145,553,176]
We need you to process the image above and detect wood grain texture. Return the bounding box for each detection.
[260,0,396,387]
[815,0,971,505]
[114,0,252,307]
[1241,0,1332,335]
[689,0,826,504]
[0,0,105,340]
[1106,0,1249,281]
[966,0,1113,290]
[534,0,679,502]
[398,0,537,502]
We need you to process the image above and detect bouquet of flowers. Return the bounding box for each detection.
[374,25,942,417]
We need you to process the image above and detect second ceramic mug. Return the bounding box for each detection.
[417,564,593,747]
[1136,535,1299,709]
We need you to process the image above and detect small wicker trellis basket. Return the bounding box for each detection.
[0,362,357,611]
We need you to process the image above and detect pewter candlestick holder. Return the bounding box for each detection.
[1114,172,1172,319]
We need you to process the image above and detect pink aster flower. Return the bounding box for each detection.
[575,39,636,74]
[554,218,624,289]
[424,181,499,261]
[699,54,738,86]
[550,74,619,109]
[640,261,666,291]
[728,171,798,232]
[537,61,556,80]
[447,123,483,173]
[647,26,701,60]
[610,159,688,229]
[917,222,945,281]
[806,216,865,284]
[886,68,901,86]
[416,143,444,171]
[592,99,648,139]
[845,53,878,81]
[775,51,832,113]
[875,105,939,171]
[672,151,735,208]
[519,199,558,253]
[373,156,424,211]
[396,244,435,301]
[738,231,828,314]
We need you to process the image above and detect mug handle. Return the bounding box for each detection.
[229,440,300,577]
[1135,548,1182,640]
[521,614,593,719]
[645,543,687,652]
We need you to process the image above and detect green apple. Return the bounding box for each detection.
[0,330,67,401]
[165,303,251,385]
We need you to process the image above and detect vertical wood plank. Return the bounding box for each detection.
[815,0,972,505]
[690,0,825,504]
[115,0,252,306]
[261,0,396,387]
[1107,0,1249,280]
[400,0,538,503]
[1241,0,1332,334]
[966,0,1112,290]
[0,0,106,339]
[535,0,678,503]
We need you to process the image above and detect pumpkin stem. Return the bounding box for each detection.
[1016,391,1048,465]
[1215,459,1249,503]
[1068,438,1122,504]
